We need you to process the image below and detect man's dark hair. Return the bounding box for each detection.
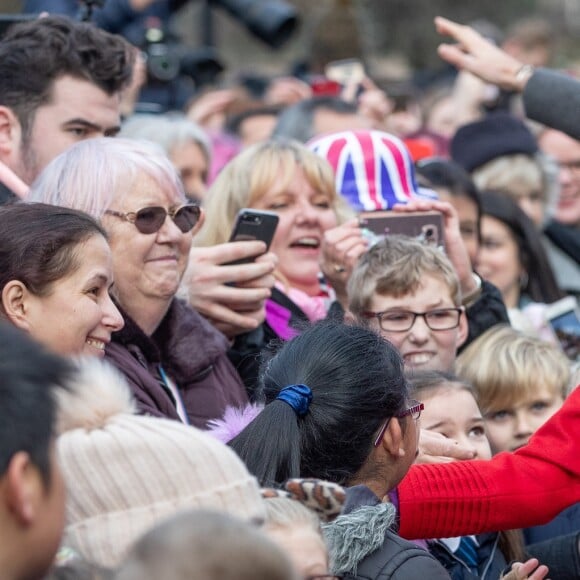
[272,96,358,142]
[0,16,133,140]
[0,323,72,484]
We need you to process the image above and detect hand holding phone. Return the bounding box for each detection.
[225,209,279,266]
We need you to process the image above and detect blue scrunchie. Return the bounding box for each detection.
[276,384,312,417]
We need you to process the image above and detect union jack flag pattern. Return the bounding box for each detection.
[308,130,437,212]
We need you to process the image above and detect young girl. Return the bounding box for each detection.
[409,371,525,579]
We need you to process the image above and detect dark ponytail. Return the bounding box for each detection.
[230,320,408,487]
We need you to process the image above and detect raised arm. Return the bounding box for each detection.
[435,15,580,140]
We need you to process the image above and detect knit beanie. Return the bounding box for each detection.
[56,358,265,567]
[450,112,538,172]
[308,129,437,212]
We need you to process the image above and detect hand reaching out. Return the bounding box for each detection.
[416,429,476,464]
[435,16,533,93]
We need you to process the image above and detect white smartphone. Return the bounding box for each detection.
[545,296,580,361]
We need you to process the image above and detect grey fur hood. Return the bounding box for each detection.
[323,502,397,575]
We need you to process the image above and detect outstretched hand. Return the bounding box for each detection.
[435,16,532,93]
[416,429,476,464]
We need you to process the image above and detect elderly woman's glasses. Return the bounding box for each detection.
[373,399,424,447]
[105,204,201,234]
[362,308,462,332]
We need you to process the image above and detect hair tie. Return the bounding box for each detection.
[276,384,312,417]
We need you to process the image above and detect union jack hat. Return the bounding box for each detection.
[308,130,437,212]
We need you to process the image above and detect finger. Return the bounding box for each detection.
[437,43,476,71]
[216,240,270,263]
[207,284,272,305]
[206,311,264,338]
[344,241,368,265]
[415,454,457,465]
[235,273,276,291]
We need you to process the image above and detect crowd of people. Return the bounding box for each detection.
[0,9,579,580]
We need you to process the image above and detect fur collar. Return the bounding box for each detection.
[324,502,397,575]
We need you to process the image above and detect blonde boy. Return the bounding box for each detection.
[348,235,468,372]
[457,324,571,454]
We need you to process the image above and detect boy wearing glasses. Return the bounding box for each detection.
[348,235,468,372]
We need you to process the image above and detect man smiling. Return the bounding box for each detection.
[0,16,133,201]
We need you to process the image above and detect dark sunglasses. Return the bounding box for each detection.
[105,204,201,234]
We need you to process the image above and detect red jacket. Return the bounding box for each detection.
[398,385,580,540]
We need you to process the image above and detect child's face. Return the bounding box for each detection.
[420,386,492,460]
[367,275,468,372]
[484,386,564,453]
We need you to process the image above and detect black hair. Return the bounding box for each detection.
[0,323,72,485]
[272,97,359,142]
[0,16,133,140]
[0,203,108,309]
[480,190,563,304]
[230,320,408,487]
[415,157,482,241]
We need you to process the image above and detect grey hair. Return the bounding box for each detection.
[28,138,186,219]
[120,114,211,162]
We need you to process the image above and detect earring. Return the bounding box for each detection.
[519,271,529,290]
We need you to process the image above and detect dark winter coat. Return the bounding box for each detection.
[105,298,248,429]
[324,486,450,580]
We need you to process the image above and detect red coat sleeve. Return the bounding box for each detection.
[398,385,580,539]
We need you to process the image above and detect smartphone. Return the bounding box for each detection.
[545,296,580,361]
[324,58,365,86]
[226,208,279,266]
[359,210,445,251]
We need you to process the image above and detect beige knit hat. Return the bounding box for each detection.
[56,358,265,567]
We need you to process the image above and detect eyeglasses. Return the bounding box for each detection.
[374,399,424,447]
[557,159,580,178]
[105,204,201,234]
[362,308,463,332]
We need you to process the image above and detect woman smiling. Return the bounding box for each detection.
[29,139,248,428]
[0,203,123,358]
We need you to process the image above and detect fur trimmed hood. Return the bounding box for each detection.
[324,502,397,575]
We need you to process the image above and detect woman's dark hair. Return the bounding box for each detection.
[480,190,563,304]
[230,320,408,487]
[0,203,107,312]
[415,158,482,240]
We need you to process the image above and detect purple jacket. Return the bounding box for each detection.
[105,299,248,429]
